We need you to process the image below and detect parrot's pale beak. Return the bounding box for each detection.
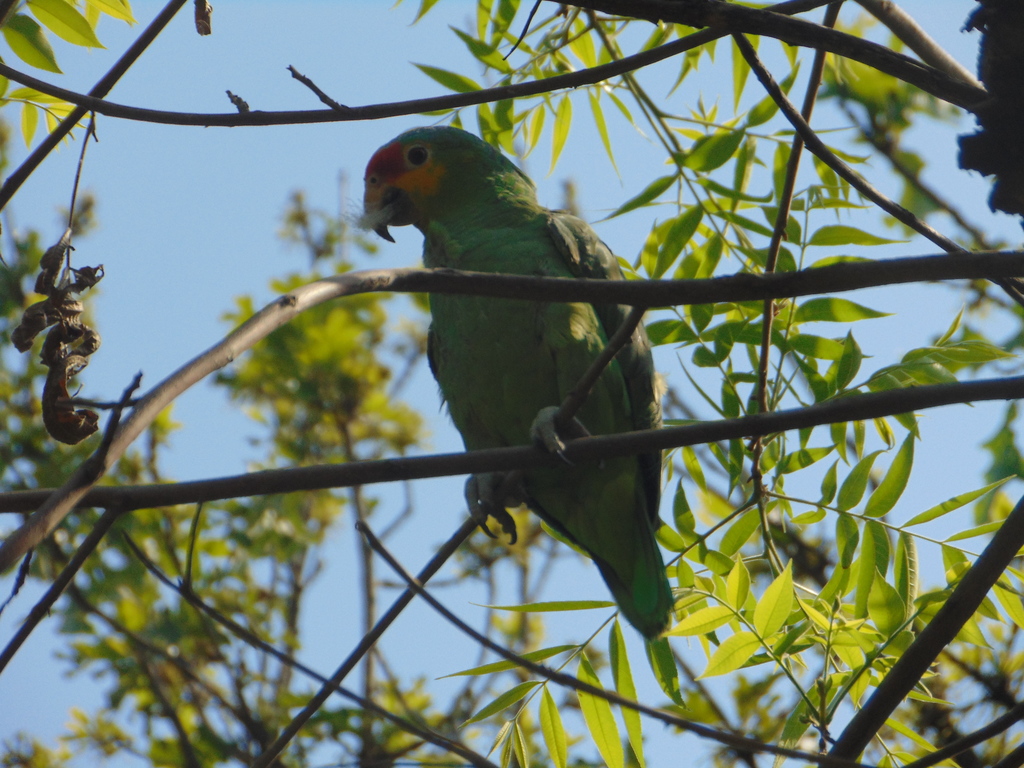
[361,182,412,243]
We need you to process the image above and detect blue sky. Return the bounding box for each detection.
[1,1,1022,765]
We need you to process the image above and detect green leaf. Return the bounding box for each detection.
[868,574,906,637]
[539,688,568,768]
[3,13,61,72]
[864,435,914,517]
[441,645,575,677]
[414,64,480,93]
[778,446,833,474]
[550,95,572,172]
[726,558,751,609]
[790,334,846,360]
[28,0,103,47]
[646,319,698,346]
[719,508,760,555]
[653,207,703,278]
[451,27,512,73]
[577,653,623,768]
[413,0,444,21]
[645,636,683,705]
[837,450,882,511]
[905,477,1010,526]
[462,681,540,725]
[700,631,760,677]
[87,0,135,23]
[945,520,1001,542]
[607,174,676,219]
[894,531,918,610]
[820,460,839,505]
[994,584,1024,632]
[684,129,745,172]
[483,600,614,613]
[808,224,905,246]
[774,698,812,768]
[589,91,617,173]
[836,513,860,568]
[835,332,864,390]
[753,563,793,637]
[514,722,530,768]
[795,298,890,323]
[610,622,644,767]
[667,605,734,636]
[20,102,38,146]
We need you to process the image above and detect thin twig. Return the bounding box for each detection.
[748,1,843,578]
[4,253,1024,569]
[900,702,1024,768]
[122,527,497,768]
[66,115,98,235]
[0,505,125,676]
[556,305,646,428]
[854,0,981,87]
[287,65,353,114]
[249,517,478,768]
[0,0,985,135]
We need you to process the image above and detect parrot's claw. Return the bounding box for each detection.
[465,472,523,544]
[530,406,590,464]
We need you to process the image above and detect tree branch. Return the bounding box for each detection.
[733,33,1024,307]
[554,0,986,107]
[854,0,981,87]
[2,254,1024,570]
[0,0,985,138]
[249,518,478,768]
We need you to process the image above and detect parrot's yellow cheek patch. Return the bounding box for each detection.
[401,163,447,201]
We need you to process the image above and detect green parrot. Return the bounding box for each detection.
[362,126,673,638]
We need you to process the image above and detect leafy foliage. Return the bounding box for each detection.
[3,1,1024,767]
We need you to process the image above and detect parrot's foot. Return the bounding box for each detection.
[466,472,524,544]
[530,406,591,463]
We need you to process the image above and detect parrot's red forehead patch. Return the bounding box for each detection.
[365,142,406,182]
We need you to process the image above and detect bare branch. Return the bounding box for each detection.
[3,254,1023,570]
[0,0,985,139]
[556,0,985,107]
[855,0,982,87]
[250,518,478,768]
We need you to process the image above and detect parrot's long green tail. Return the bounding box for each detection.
[591,528,674,639]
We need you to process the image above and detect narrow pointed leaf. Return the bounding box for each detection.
[462,681,540,726]
[754,563,793,637]
[864,435,915,517]
[539,687,568,768]
[577,653,624,768]
[610,622,644,767]
[700,631,760,677]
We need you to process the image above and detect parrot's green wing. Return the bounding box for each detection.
[546,212,663,516]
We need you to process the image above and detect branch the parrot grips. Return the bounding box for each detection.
[465,472,524,544]
[530,405,592,463]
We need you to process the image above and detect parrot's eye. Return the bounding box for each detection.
[407,146,429,166]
